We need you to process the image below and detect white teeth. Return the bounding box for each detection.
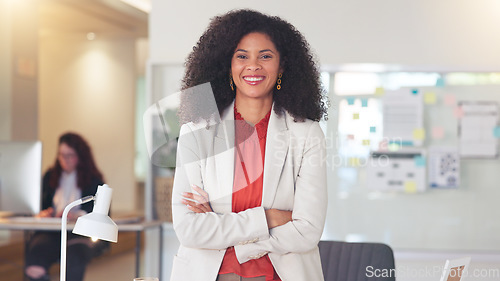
[244,77,264,82]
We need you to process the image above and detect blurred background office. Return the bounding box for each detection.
[1,0,500,280]
[1,0,148,279]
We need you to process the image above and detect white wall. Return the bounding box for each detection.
[38,35,137,213]
[0,0,12,140]
[0,0,38,141]
[11,0,38,140]
[150,0,500,70]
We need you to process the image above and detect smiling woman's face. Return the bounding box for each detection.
[231,32,282,103]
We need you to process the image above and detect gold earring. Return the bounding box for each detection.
[276,73,282,90]
[229,74,234,91]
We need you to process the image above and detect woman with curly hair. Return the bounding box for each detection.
[172,9,328,281]
[25,132,106,281]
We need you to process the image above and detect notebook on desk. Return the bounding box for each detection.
[7,216,62,224]
[439,257,471,281]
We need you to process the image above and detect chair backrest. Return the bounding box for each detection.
[318,240,396,281]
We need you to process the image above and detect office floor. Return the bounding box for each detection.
[46,231,142,281]
[49,249,136,281]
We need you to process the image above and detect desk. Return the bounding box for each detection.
[0,217,164,278]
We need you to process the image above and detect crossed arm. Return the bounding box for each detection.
[181,185,292,229]
[172,122,327,261]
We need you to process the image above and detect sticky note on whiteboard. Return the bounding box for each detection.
[375,87,385,96]
[414,156,426,167]
[436,77,445,87]
[454,106,464,119]
[424,92,437,104]
[413,128,426,140]
[432,126,445,139]
[348,158,361,167]
[404,181,418,193]
[494,126,500,138]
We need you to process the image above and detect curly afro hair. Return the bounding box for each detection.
[179,9,328,124]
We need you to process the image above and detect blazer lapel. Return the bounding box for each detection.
[213,101,235,213]
[262,107,289,208]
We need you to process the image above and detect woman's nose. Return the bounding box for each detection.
[246,58,262,71]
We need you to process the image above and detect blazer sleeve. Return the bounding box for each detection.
[234,122,327,263]
[172,123,270,250]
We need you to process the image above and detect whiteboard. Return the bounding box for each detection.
[323,84,500,251]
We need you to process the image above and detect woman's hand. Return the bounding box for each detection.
[181,185,213,213]
[265,209,292,229]
[36,207,54,218]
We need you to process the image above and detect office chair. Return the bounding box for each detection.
[318,240,396,281]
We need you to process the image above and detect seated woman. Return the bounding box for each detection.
[25,132,106,281]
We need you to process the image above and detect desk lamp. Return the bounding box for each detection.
[60,184,118,281]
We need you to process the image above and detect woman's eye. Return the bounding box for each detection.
[236,54,247,59]
[261,54,272,59]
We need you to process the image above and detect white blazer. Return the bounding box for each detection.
[170,101,327,281]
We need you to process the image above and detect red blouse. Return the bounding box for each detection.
[218,105,281,281]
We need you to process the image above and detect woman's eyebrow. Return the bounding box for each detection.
[234,49,276,54]
[259,49,275,54]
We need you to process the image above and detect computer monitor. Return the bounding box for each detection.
[0,141,42,216]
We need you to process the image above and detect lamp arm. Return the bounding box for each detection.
[60,196,94,281]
